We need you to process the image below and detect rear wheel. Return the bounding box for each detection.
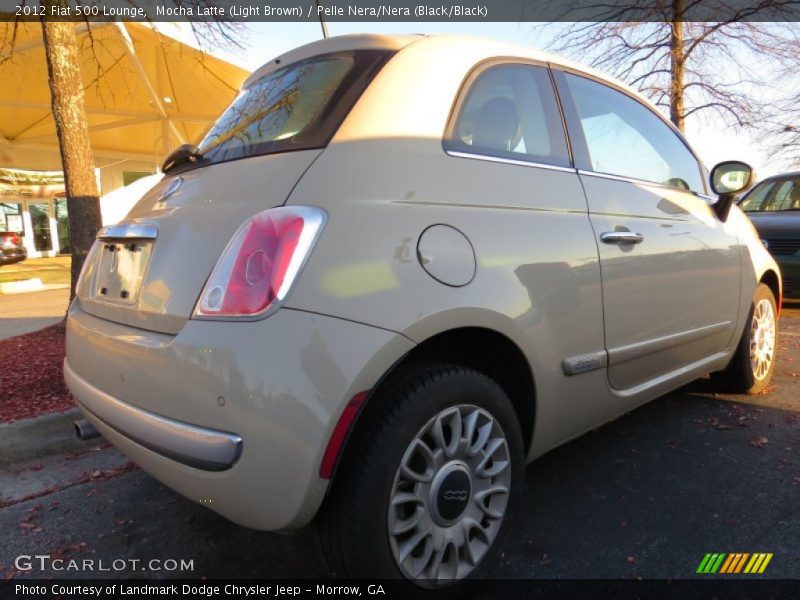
[712,283,778,394]
[319,365,524,589]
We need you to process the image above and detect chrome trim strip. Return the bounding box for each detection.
[563,351,607,375]
[446,150,578,174]
[97,223,158,240]
[578,169,648,186]
[64,361,242,471]
[608,321,732,366]
[578,169,707,198]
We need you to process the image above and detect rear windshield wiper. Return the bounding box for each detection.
[162,144,204,174]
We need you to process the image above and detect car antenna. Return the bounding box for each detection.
[315,0,329,38]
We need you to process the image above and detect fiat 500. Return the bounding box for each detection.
[65,34,780,587]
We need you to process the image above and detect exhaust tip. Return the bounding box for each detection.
[74,419,100,441]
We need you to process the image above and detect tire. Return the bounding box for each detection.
[319,365,524,589]
[712,283,778,394]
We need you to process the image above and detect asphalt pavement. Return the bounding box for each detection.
[1,306,799,583]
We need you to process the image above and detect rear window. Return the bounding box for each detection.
[195,50,392,166]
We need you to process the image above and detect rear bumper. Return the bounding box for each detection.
[65,362,242,471]
[0,247,26,264]
[65,301,413,531]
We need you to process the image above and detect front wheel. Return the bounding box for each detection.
[712,283,778,394]
[319,365,524,589]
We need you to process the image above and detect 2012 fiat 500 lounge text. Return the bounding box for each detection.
[65,34,781,587]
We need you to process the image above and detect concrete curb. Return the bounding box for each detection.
[0,277,43,295]
[0,408,99,467]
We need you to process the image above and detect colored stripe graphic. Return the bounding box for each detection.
[759,553,773,573]
[698,553,727,573]
[719,554,736,574]
[696,553,714,574]
[700,553,773,574]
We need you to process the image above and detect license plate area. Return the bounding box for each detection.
[92,241,153,305]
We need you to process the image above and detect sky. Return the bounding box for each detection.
[237,21,777,176]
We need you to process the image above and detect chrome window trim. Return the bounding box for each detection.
[97,223,158,240]
[578,169,707,197]
[446,150,577,174]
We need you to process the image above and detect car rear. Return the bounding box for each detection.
[64,35,418,530]
[0,231,26,265]
[740,174,800,299]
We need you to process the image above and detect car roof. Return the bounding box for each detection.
[243,34,424,88]
[243,33,653,108]
[756,171,800,184]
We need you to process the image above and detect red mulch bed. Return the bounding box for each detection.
[0,324,75,424]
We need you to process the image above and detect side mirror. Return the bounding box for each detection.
[710,161,754,222]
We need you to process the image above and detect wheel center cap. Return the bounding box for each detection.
[430,463,472,525]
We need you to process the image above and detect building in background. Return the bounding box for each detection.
[0,22,248,258]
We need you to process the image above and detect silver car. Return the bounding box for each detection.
[65,34,781,587]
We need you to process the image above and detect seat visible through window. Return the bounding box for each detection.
[446,64,571,168]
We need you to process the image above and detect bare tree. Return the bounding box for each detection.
[766,79,800,168]
[540,1,799,133]
[1,2,243,304]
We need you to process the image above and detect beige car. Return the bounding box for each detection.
[65,34,780,587]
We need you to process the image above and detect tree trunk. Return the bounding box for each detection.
[41,16,102,302]
[668,7,686,132]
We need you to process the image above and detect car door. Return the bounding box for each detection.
[553,69,741,392]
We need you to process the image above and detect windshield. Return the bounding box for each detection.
[740,178,800,212]
[192,50,392,167]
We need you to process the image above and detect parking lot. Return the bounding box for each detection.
[1,306,799,582]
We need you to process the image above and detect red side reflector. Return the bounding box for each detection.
[319,391,370,479]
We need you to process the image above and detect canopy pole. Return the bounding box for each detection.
[113,23,185,148]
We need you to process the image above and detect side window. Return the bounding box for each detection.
[564,73,704,193]
[769,180,800,210]
[742,180,800,212]
[446,64,571,168]
[739,182,776,212]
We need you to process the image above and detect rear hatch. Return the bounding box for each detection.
[77,151,321,334]
[77,48,394,335]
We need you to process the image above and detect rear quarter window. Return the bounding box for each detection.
[445,63,571,168]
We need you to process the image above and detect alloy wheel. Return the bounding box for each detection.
[750,297,776,381]
[387,404,511,585]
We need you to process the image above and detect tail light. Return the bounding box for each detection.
[1,232,20,247]
[193,206,326,319]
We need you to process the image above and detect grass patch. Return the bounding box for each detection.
[0,256,71,285]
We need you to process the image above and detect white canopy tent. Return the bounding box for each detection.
[0,22,248,256]
[0,21,248,176]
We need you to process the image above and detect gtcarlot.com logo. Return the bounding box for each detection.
[14,554,194,573]
[696,552,773,574]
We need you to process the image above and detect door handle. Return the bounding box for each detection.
[600,231,644,245]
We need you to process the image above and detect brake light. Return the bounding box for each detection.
[194,206,326,319]
[1,232,19,246]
